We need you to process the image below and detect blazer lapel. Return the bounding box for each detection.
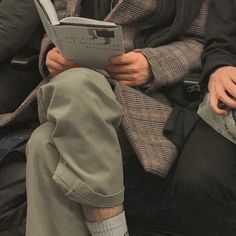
[105,0,157,24]
[63,0,156,24]
[62,0,83,17]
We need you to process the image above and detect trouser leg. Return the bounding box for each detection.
[175,119,236,236]
[26,122,90,236]
[26,68,124,235]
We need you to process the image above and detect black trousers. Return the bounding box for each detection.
[175,119,236,236]
[0,63,40,114]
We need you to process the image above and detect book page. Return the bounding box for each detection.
[35,0,125,69]
[35,0,60,25]
[60,17,116,28]
[34,0,58,45]
[54,25,124,68]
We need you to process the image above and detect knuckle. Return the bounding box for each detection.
[132,65,139,72]
[57,64,64,71]
[45,60,50,67]
[217,94,223,101]
[62,58,70,65]
[48,49,55,57]
[130,75,136,81]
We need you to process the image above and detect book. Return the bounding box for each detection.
[198,94,236,144]
[34,0,124,69]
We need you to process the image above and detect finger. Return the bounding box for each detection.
[111,74,144,87]
[213,72,236,100]
[106,64,137,74]
[209,84,219,112]
[109,53,136,65]
[215,83,236,109]
[46,59,65,72]
[209,86,228,115]
[225,78,236,99]
[110,73,132,81]
[227,67,236,84]
[51,47,60,52]
[51,54,75,67]
[48,49,75,66]
[230,77,236,87]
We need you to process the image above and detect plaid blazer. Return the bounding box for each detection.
[1,0,208,177]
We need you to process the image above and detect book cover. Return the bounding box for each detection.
[34,0,124,69]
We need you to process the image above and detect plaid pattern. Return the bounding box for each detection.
[0,79,47,128]
[4,0,208,176]
[115,85,176,176]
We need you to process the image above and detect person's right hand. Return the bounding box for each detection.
[46,47,78,76]
[208,66,236,115]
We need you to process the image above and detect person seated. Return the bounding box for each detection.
[175,0,236,235]
[26,0,208,235]
[0,0,43,122]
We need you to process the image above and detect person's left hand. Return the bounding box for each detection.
[208,66,236,115]
[105,52,152,87]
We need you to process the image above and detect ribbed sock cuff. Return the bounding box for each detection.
[86,211,128,236]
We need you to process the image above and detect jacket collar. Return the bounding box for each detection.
[105,0,156,24]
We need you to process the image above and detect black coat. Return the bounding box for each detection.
[202,0,236,83]
[0,0,43,63]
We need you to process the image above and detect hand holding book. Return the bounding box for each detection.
[208,66,236,116]
[46,47,79,76]
[105,52,152,87]
[34,0,124,69]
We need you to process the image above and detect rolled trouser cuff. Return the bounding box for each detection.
[53,162,124,208]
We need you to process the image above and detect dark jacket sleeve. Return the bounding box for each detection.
[0,0,41,62]
[202,0,236,83]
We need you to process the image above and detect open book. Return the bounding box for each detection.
[34,0,124,69]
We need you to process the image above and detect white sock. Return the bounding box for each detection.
[86,211,129,236]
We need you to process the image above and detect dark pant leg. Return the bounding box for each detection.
[0,63,40,114]
[175,119,236,236]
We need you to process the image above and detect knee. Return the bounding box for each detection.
[38,68,121,127]
[26,123,55,170]
[48,68,112,98]
[39,67,118,109]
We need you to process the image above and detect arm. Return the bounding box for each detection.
[0,0,41,62]
[202,0,236,83]
[207,66,236,115]
[39,0,83,77]
[136,0,208,90]
[202,0,236,115]
[106,1,208,89]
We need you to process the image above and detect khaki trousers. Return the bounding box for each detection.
[26,68,124,236]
